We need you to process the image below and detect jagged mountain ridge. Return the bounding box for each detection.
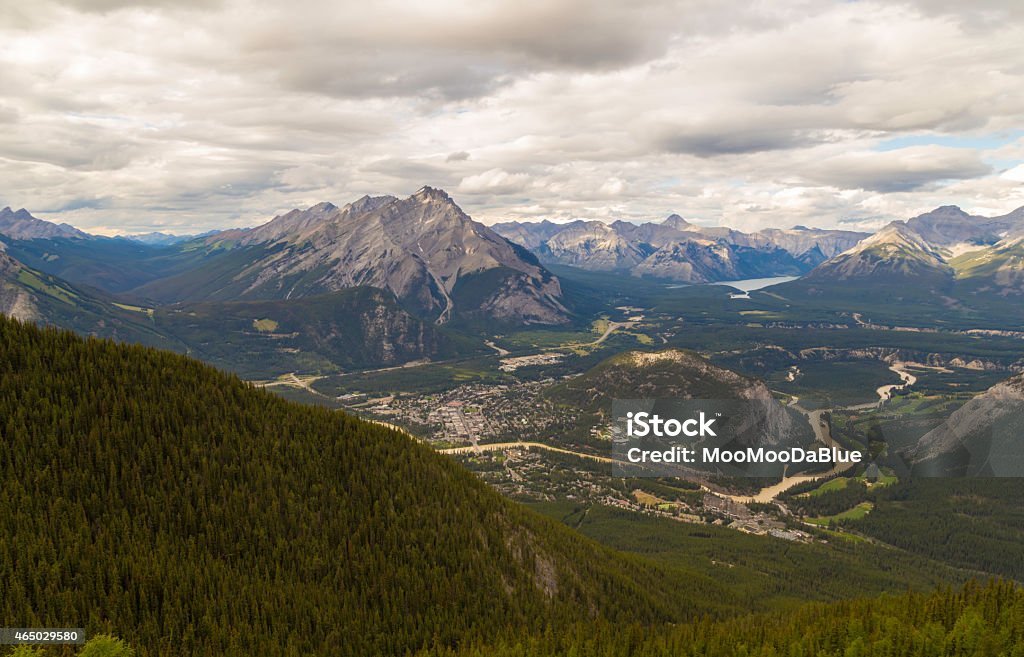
[0,206,88,240]
[905,205,1024,247]
[118,231,214,246]
[537,220,654,270]
[491,214,866,283]
[134,187,569,325]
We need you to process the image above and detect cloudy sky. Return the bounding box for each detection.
[1,0,1023,235]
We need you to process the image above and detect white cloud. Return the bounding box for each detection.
[458,168,531,195]
[0,0,1022,234]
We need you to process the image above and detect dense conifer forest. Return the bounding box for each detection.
[0,316,732,656]
[427,581,1024,657]
[1,316,1021,656]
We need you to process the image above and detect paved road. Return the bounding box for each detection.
[440,441,615,464]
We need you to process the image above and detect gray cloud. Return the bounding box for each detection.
[0,0,1022,234]
[800,147,993,193]
[655,126,822,156]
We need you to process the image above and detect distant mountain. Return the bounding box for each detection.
[906,205,1024,247]
[490,219,588,250]
[907,372,1024,476]
[134,188,569,325]
[950,236,1024,297]
[0,206,88,240]
[661,213,696,231]
[632,238,804,283]
[777,205,1024,309]
[756,226,871,267]
[538,220,653,270]
[803,222,953,284]
[118,231,215,246]
[491,215,866,283]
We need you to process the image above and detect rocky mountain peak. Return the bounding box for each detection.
[413,186,451,202]
[929,205,967,215]
[175,188,569,326]
[0,207,89,240]
[662,214,695,230]
[859,221,929,247]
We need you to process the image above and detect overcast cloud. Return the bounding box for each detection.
[0,0,1022,234]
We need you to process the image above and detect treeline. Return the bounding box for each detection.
[0,316,730,656]
[425,580,1024,657]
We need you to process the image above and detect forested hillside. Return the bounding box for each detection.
[850,479,1024,580]
[0,316,732,656]
[428,581,1024,657]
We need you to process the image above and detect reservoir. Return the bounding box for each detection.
[718,275,799,292]
[667,275,800,298]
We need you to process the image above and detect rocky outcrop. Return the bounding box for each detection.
[0,250,39,322]
[907,373,1024,476]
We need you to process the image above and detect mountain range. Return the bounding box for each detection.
[132,188,569,325]
[6,192,1024,373]
[491,215,868,283]
[1,189,569,326]
[0,188,576,374]
[0,205,88,240]
[779,205,1024,308]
